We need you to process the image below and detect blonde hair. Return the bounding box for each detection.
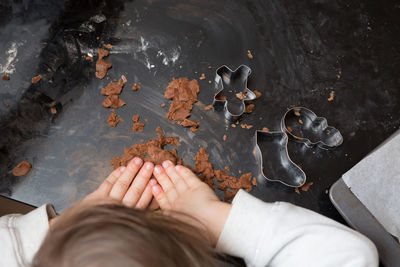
[33,202,222,267]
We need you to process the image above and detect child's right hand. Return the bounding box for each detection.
[151,160,232,246]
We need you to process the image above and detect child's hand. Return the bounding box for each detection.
[85,157,156,209]
[151,160,232,245]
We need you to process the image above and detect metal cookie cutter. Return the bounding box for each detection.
[254,130,306,187]
[281,107,343,149]
[213,65,256,121]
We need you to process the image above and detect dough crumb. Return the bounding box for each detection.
[50,108,57,114]
[107,110,122,127]
[231,123,236,128]
[132,114,145,132]
[328,90,335,102]
[31,74,42,84]
[223,134,227,141]
[240,123,253,129]
[253,90,262,99]
[262,127,269,132]
[252,177,258,186]
[244,104,255,113]
[295,188,301,195]
[132,83,141,91]
[102,95,126,108]
[224,166,230,171]
[2,75,10,80]
[199,73,206,80]
[204,105,213,111]
[236,91,247,100]
[101,77,126,96]
[103,43,113,49]
[96,48,112,79]
[301,182,313,192]
[247,50,253,59]
[12,161,32,176]
[85,56,94,62]
[161,103,166,108]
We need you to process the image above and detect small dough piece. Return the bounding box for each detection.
[12,161,32,176]
[32,75,42,84]
[164,78,199,129]
[107,110,122,127]
[96,48,112,79]
[102,95,126,108]
[132,83,141,91]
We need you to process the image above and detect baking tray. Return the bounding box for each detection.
[1,0,400,219]
[330,178,400,267]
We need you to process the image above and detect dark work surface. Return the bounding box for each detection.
[0,0,399,222]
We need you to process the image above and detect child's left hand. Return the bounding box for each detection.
[84,157,156,209]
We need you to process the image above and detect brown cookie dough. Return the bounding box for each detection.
[180,119,199,132]
[236,91,247,100]
[244,104,255,114]
[192,147,214,187]
[111,127,182,168]
[101,76,127,96]
[240,123,253,129]
[96,48,112,79]
[132,83,141,91]
[164,78,199,130]
[2,75,10,80]
[107,110,122,127]
[12,161,32,176]
[31,74,42,84]
[132,114,145,132]
[102,95,126,108]
[215,170,253,201]
[253,90,262,99]
[204,105,213,111]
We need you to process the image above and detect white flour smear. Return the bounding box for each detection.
[0,42,21,74]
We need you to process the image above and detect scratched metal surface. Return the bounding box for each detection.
[0,0,399,219]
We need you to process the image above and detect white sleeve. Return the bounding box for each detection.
[216,190,378,267]
[0,204,56,267]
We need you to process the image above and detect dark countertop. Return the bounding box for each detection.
[0,0,399,223]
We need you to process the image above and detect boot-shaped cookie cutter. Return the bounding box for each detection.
[254,130,306,187]
[281,107,343,149]
[213,65,256,121]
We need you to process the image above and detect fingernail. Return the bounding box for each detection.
[134,157,143,165]
[149,179,157,186]
[152,185,161,194]
[175,165,182,171]
[162,160,171,168]
[145,162,154,170]
[120,166,126,172]
[154,166,162,174]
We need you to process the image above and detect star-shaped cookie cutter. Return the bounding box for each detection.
[213,65,256,121]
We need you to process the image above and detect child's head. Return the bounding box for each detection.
[32,202,221,267]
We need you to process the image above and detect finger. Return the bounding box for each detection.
[174,165,202,188]
[122,161,154,207]
[109,157,143,200]
[94,166,126,196]
[153,164,179,203]
[161,160,188,193]
[151,183,171,210]
[134,181,154,209]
